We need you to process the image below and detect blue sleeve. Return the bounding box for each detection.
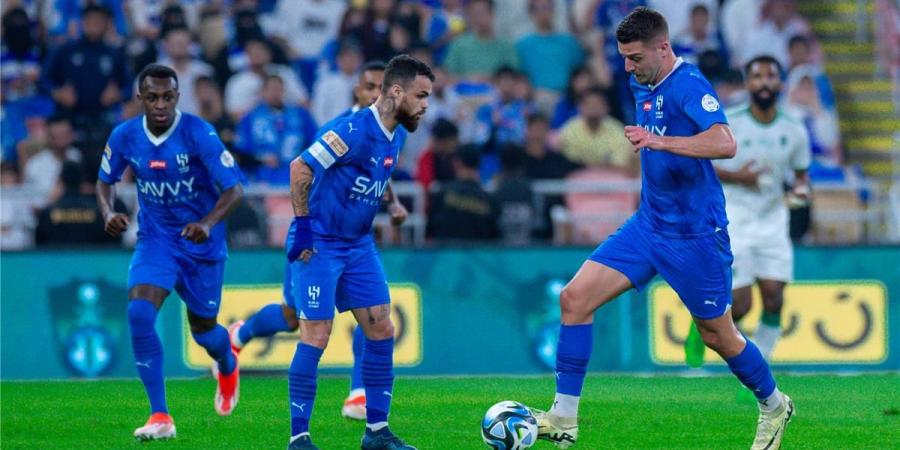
[679,74,728,132]
[299,117,363,175]
[98,126,129,184]
[194,120,241,191]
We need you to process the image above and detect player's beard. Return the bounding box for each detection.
[396,105,421,132]
[751,87,780,110]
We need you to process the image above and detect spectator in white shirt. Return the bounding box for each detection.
[156,27,214,115]
[224,38,308,121]
[312,39,364,124]
[22,116,82,208]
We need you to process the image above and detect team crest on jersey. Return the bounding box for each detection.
[322,130,349,156]
[701,94,720,112]
[176,154,190,173]
[384,156,394,167]
[149,160,167,169]
[220,150,235,168]
[642,101,652,112]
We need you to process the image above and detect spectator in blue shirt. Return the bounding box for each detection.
[516,0,585,108]
[235,74,318,185]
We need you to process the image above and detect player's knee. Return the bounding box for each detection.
[281,305,300,331]
[559,287,588,319]
[698,327,725,352]
[300,321,333,349]
[187,314,217,334]
[127,300,157,329]
[367,318,395,340]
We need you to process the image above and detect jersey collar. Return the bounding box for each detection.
[648,57,685,92]
[142,109,182,146]
[368,104,394,142]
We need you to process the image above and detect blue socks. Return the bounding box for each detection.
[192,325,236,375]
[726,339,777,400]
[362,337,394,430]
[350,326,365,392]
[289,343,323,436]
[555,323,593,396]
[238,304,293,345]
[128,299,167,414]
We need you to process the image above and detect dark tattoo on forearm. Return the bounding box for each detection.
[291,163,313,216]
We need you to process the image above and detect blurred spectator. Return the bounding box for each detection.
[355,0,398,63]
[495,0,569,40]
[417,118,460,190]
[427,144,500,241]
[522,113,581,179]
[0,161,35,250]
[422,0,466,65]
[194,76,236,152]
[312,39,364,124]
[267,0,347,91]
[128,4,192,74]
[516,0,585,114]
[224,38,308,121]
[787,34,835,110]
[494,144,535,245]
[649,0,718,42]
[197,4,228,63]
[43,5,131,163]
[559,87,634,171]
[211,7,288,89]
[2,7,42,102]
[587,0,646,124]
[551,65,597,129]
[235,74,318,185]
[226,200,265,248]
[713,68,749,108]
[443,0,519,80]
[318,6,368,72]
[34,161,123,246]
[42,0,128,46]
[738,0,810,68]
[672,4,727,67]
[721,0,763,67]
[471,67,533,151]
[786,72,841,166]
[21,115,82,208]
[156,27,213,115]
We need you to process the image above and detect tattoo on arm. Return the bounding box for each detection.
[291,160,314,216]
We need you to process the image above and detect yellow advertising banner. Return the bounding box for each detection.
[184,284,423,369]
[649,281,888,364]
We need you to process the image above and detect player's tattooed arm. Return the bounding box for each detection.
[96,180,130,237]
[290,157,314,216]
[182,183,243,243]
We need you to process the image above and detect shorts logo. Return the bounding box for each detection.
[149,160,167,169]
[701,94,720,112]
[322,131,349,156]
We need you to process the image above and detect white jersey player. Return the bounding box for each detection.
[713,55,811,360]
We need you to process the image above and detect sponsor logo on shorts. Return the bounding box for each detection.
[322,130,349,156]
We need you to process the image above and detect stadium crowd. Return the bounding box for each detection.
[0,0,844,248]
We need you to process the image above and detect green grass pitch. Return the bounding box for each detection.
[2,374,898,449]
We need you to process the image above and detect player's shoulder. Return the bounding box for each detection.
[179,112,215,132]
[318,109,367,155]
[672,62,715,91]
[108,116,143,146]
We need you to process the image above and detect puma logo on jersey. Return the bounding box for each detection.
[348,123,357,133]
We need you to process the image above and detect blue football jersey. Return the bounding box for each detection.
[300,105,407,240]
[314,106,357,139]
[98,111,242,260]
[631,58,729,237]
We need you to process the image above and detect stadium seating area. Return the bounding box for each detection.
[1,0,897,249]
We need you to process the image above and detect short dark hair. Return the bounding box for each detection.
[362,61,386,73]
[455,144,482,170]
[60,161,84,191]
[47,115,71,127]
[494,65,519,80]
[577,86,608,104]
[138,64,179,91]
[469,0,495,11]
[263,73,284,86]
[788,34,810,49]
[526,112,549,126]
[382,54,435,93]
[743,55,783,78]
[431,118,459,140]
[82,4,112,18]
[615,7,668,44]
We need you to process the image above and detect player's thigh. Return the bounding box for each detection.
[586,216,657,297]
[290,248,343,321]
[653,230,734,320]
[336,242,391,316]
[174,255,225,319]
[562,260,635,315]
[128,239,177,303]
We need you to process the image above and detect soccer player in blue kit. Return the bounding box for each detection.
[96,64,244,441]
[284,55,432,450]
[228,61,396,420]
[531,8,794,450]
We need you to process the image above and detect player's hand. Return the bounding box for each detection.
[287,216,315,263]
[181,222,211,243]
[388,201,408,226]
[103,212,130,237]
[624,126,664,152]
[735,161,762,188]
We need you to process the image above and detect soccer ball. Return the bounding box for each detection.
[481,401,538,450]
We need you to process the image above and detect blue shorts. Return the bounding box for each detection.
[128,238,225,319]
[287,234,390,321]
[589,216,734,320]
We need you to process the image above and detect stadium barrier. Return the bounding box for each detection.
[1,246,897,380]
